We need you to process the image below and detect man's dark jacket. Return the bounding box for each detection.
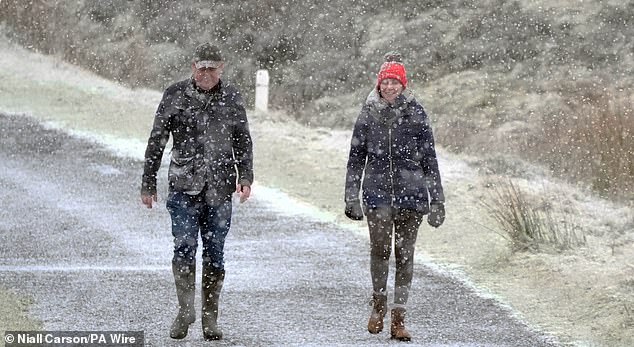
[142,78,253,205]
[345,90,444,213]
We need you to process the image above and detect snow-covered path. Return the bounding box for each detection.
[0,113,559,346]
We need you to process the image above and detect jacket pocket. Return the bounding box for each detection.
[404,158,423,170]
[397,159,425,196]
[168,154,195,190]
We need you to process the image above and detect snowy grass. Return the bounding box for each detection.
[482,179,586,252]
[0,37,159,145]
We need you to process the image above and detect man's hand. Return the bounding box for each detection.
[345,200,364,221]
[427,202,445,228]
[141,193,158,209]
[236,184,251,203]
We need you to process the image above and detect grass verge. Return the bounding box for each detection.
[482,179,587,252]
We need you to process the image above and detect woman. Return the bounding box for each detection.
[344,52,445,341]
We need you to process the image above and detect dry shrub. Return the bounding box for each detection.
[540,86,634,198]
[0,0,66,53]
[482,179,586,253]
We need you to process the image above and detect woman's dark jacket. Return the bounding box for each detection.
[141,78,253,205]
[345,90,444,213]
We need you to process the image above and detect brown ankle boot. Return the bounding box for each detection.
[390,307,412,341]
[367,293,387,334]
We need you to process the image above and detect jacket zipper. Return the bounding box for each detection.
[388,127,396,207]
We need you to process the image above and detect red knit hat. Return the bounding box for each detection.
[376,61,407,90]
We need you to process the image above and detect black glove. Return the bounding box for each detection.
[345,200,364,221]
[427,202,445,228]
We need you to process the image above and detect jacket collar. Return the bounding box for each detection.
[185,78,223,99]
[365,88,415,109]
[182,79,226,109]
[365,88,416,124]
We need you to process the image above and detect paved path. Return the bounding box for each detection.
[0,113,559,346]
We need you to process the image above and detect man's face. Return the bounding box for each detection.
[192,62,224,90]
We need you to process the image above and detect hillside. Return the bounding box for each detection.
[1,0,632,198]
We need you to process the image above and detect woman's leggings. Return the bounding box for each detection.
[366,206,424,306]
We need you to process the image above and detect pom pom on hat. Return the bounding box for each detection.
[376,52,407,89]
[383,51,403,63]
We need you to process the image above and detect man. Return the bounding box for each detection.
[141,42,253,341]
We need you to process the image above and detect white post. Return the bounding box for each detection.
[255,69,269,112]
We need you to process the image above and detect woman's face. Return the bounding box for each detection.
[379,78,404,104]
